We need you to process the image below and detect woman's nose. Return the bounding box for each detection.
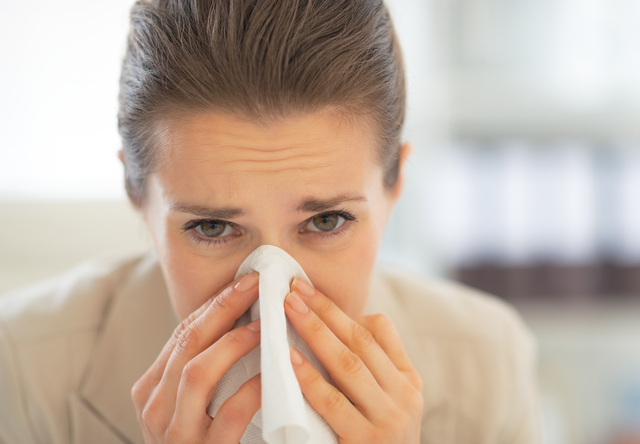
[253,231,292,253]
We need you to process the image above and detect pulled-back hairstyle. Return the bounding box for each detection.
[119,0,405,205]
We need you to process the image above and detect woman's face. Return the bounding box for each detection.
[140,108,407,321]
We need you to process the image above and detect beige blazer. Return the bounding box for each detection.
[0,252,539,444]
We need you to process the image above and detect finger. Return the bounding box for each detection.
[354,314,423,392]
[131,295,217,414]
[158,272,259,414]
[284,291,388,417]
[171,319,261,432]
[291,278,407,393]
[206,373,262,443]
[289,347,370,438]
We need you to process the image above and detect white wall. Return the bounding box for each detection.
[0,0,135,200]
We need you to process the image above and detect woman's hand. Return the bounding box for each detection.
[285,278,424,443]
[131,272,262,443]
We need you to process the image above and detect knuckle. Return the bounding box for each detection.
[370,313,393,333]
[305,370,326,392]
[218,398,250,429]
[316,293,336,317]
[308,317,328,336]
[165,419,202,444]
[322,387,348,412]
[211,287,233,311]
[130,379,148,410]
[402,378,424,412]
[140,399,162,434]
[164,425,182,443]
[350,322,375,350]
[182,359,208,389]
[171,298,215,342]
[176,322,202,356]
[172,316,193,341]
[337,348,363,376]
[389,407,409,425]
[245,377,262,396]
[220,328,244,347]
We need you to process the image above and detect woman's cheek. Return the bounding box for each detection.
[303,228,379,318]
[161,236,241,320]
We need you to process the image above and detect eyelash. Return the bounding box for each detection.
[181,209,357,248]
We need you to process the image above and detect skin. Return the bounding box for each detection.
[129,108,423,442]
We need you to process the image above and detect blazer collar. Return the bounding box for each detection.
[74,252,177,444]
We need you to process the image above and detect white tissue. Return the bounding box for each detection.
[207,245,339,444]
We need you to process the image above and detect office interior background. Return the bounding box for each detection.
[2,1,640,443]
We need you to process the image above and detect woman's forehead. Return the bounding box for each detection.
[155,110,375,174]
[156,108,376,156]
[149,109,384,210]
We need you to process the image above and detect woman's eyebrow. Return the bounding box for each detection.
[295,194,367,213]
[170,204,245,219]
[170,194,366,219]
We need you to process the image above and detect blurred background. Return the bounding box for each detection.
[1,0,640,443]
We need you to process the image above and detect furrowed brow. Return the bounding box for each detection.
[296,195,367,213]
[170,204,245,219]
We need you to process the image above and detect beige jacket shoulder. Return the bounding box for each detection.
[0,253,539,444]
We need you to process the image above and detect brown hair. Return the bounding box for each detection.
[118,0,405,205]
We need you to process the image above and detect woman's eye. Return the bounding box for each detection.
[194,221,233,237]
[307,213,346,232]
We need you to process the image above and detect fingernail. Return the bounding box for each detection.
[292,277,315,297]
[290,347,304,365]
[246,319,261,332]
[235,272,259,292]
[286,291,309,314]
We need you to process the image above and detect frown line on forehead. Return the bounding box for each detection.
[170,194,367,219]
[297,194,367,213]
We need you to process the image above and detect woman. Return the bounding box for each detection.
[0,0,539,443]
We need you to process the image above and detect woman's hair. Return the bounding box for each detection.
[119,0,405,205]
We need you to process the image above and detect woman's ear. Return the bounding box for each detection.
[387,142,412,207]
[118,149,125,164]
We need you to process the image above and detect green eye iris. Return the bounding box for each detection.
[312,214,339,232]
[198,221,226,237]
